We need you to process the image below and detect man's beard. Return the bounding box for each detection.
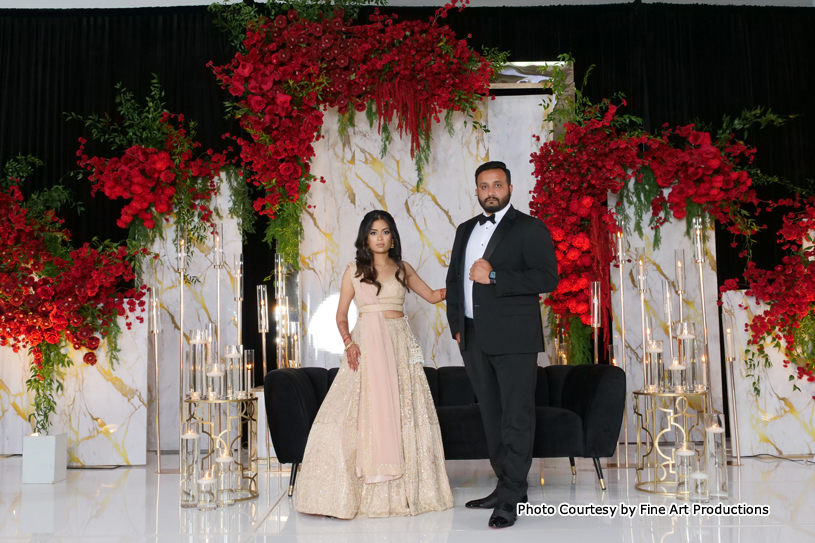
[479,192,511,213]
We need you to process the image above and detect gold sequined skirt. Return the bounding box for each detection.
[294,317,454,519]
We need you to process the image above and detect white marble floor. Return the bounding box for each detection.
[0,453,813,543]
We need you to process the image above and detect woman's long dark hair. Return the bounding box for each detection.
[354,210,408,295]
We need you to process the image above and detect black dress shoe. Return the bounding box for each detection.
[465,494,499,509]
[488,501,517,528]
[466,493,527,509]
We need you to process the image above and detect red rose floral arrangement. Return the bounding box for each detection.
[530,59,761,362]
[69,78,228,266]
[0,157,145,434]
[210,0,500,263]
[721,197,815,397]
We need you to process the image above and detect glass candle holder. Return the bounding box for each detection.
[675,321,697,390]
[179,422,200,508]
[197,468,216,510]
[224,344,242,399]
[149,287,161,334]
[635,247,647,293]
[675,445,696,501]
[591,281,601,329]
[556,320,570,365]
[705,413,728,499]
[668,357,687,393]
[257,285,269,334]
[690,456,710,504]
[188,329,207,400]
[675,249,686,294]
[694,342,708,393]
[205,322,217,369]
[206,362,225,400]
[645,339,663,393]
[244,349,254,391]
[609,343,620,368]
[215,451,235,507]
[234,255,244,302]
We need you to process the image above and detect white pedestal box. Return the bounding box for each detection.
[22,433,68,484]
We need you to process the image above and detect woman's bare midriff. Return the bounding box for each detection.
[383,311,405,319]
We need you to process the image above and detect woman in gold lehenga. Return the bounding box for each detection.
[295,210,454,519]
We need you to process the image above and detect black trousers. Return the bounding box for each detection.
[461,318,538,503]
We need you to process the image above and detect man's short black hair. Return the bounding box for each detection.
[475,161,511,185]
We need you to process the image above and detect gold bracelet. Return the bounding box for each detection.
[344,342,356,352]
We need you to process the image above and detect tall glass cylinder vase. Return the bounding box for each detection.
[705,413,728,499]
[645,339,663,393]
[224,345,243,399]
[215,450,234,507]
[180,422,200,508]
[206,362,224,400]
[675,444,696,501]
[675,321,697,391]
[197,469,216,511]
[694,341,709,393]
[188,329,207,400]
[244,349,254,391]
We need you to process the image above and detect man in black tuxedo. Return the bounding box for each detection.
[446,161,558,528]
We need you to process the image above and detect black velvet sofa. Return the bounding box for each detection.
[264,364,626,495]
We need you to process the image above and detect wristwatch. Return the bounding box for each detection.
[489,270,496,285]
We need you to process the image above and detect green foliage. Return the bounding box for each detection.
[224,166,257,243]
[2,155,43,188]
[482,46,511,81]
[414,126,433,188]
[379,122,393,158]
[26,343,73,435]
[365,100,377,129]
[264,193,308,269]
[542,53,643,136]
[65,75,169,151]
[337,109,356,140]
[568,317,592,365]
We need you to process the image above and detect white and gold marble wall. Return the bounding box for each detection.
[142,177,241,451]
[301,95,554,368]
[0,313,147,466]
[609,193,725,439]
[722,290,815,455]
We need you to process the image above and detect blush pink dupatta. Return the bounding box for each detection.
[354,279,404,483]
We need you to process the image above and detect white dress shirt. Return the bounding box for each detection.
[463,204,510,319]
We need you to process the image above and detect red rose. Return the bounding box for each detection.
[83,352,97,366]
[274,15,287,28]
[249,95,266,113]
[279,162,295,177]
[86,336,101,350]
[236,61,253,77]
[76,326,92,341]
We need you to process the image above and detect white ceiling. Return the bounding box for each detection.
[3,1,814,9]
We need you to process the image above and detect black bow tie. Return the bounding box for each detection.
[478,214,496,226]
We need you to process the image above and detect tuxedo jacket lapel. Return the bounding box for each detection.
[458,219,478,277]
[482,205,517,261]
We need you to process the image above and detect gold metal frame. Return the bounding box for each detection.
[183,396,259,503]
[633,390,709,496]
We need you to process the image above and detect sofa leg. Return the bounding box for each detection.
[288,463,299,497]
[592,458,606,490]
[569,457,576,476]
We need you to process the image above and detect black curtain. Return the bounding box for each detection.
[3,3,815,372]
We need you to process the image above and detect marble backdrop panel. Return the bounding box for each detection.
[0,313,147,466]
[143,177,240,452]
[722,290,815,456]
[301,95,554,368]
[609,191,724,442]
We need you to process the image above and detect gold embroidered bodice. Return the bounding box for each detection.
[353,269,406,314]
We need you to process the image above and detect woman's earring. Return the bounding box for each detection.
[390,240,395,249]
